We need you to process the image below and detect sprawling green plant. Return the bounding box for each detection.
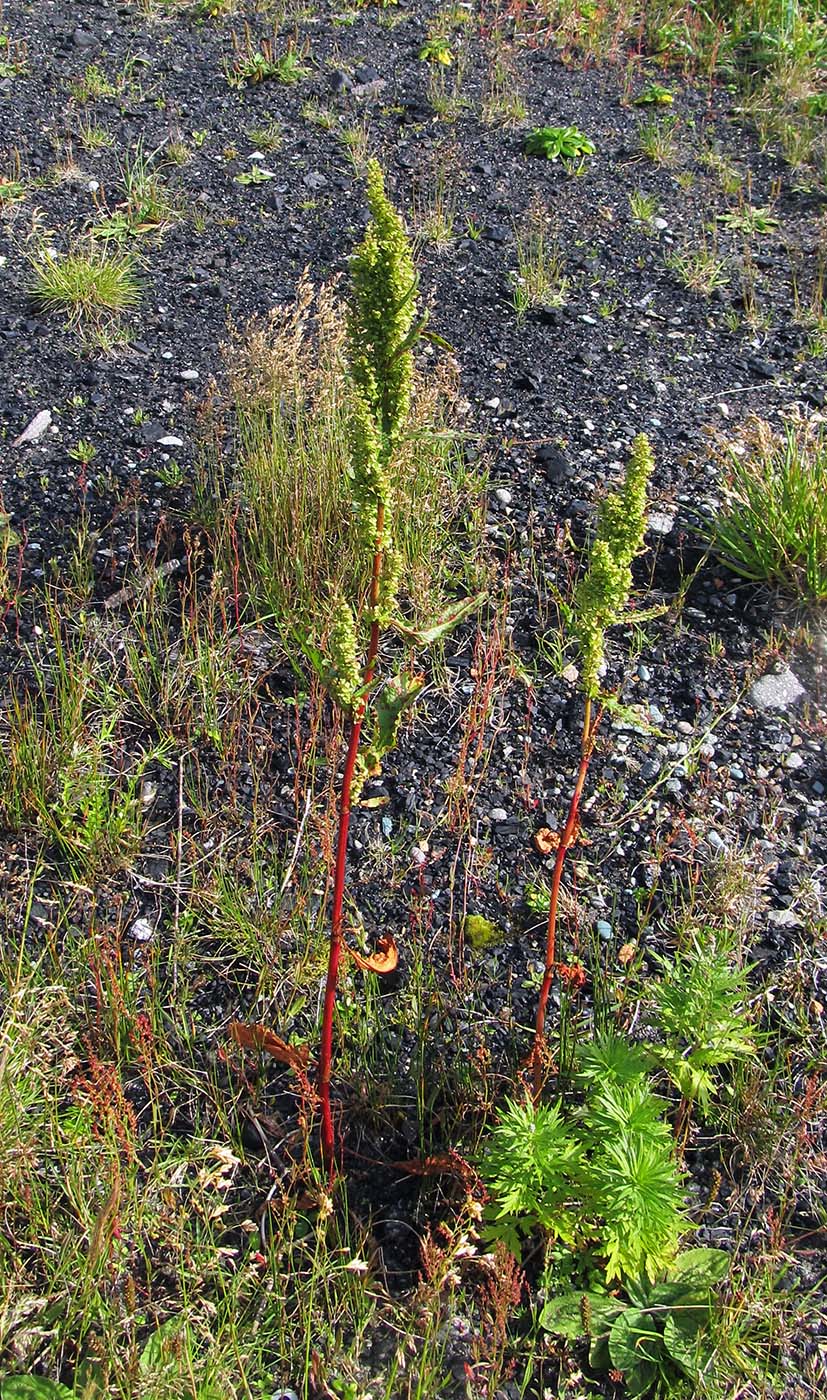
[481,1072,686,1283]
[541,1247,730,1398]
[531,434,654,1089]
[650,935,755,1118]
[524,124,595,163]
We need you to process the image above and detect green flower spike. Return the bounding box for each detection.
[574,433,654,698]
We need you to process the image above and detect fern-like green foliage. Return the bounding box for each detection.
[481,1070,686,1283]
[576,1032,653,1090]
[591,1128,686,1284]
[574,432,654,698]
[584,1081,685,1284]
[650,935,755,1115]
[480,1097,582,1253]
[584,1078,672,1148]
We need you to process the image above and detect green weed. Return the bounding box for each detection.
[28,243,142,328]
[707,415,827,601]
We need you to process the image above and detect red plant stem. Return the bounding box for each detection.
[319,507,384,1180]
[531,697,601,1099]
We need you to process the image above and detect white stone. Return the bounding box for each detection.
[750,668,805,711]
[647,511,674,536]
[12,409,52,446]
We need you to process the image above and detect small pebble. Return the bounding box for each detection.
[130,918,154,943]
[647,511,674,536]
[596,919,613,941]
[489,807,508,823]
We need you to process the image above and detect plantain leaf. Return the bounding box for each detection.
[1,1380,74,1400]
[663,1310,715,1379]
[669,1247,730,1287]
[540,1290,621,1339]
[609,1308,664,1372]
[139,1316,187,1373]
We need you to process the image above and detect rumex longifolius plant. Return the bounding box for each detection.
[532,434,654,1089]
[318,160,484,1177]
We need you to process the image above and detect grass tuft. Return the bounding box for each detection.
[708,415,827,602]
[28,244,142,326]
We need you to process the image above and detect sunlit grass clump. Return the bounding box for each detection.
[709,416,827,603]
[210,274,487,649]
[29,244,142,325]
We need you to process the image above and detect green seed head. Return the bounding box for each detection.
[327,595,362,713]
[347,159,417,454]
[574,433,654,698]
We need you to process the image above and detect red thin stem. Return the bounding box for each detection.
[319,506,384,1180]
[531,697,601,1099]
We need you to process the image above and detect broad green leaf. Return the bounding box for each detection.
[645,1281,696,1309]
[626,1359,660,1399]
[609,1308,664,1372]
[392,592,487,647]
[539,1291,621,1339]
[588,1330,611,1371]
[663,1310,715,1379]
[139,1316,187,1373]
[1,1380,74,1400]
[670,1247,730,1287]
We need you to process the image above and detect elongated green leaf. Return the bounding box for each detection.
[139,1316,186,1373]
[646,1281,703,1310]
[663,1310,715,1379]
[609,1308,664,1372]
[392,592,486,647]
[375,675,424,753]
[589,1330,611,1371]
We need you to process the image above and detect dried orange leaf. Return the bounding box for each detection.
[228,1021,310,1071]
[533,827,561,855]
[618,942,637,966]
[344,933,398,974]
[390,1151,479,1187]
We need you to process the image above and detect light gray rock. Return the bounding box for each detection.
[647,510,674,536]
[750,668,804,711]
